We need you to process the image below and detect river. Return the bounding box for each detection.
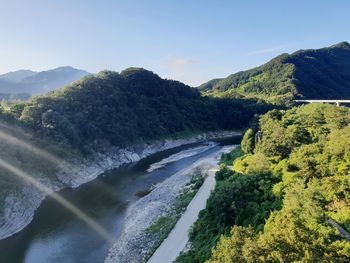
[0,136,240,263]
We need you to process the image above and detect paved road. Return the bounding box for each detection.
[147,147,236,263]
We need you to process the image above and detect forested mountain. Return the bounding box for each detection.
[177,103,350,263]
[1,68,270,153]
[0,66,90,99]
[20,66,90,95]
[0,67,272,214]
[199,42,350,105]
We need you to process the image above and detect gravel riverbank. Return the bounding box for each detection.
[105,145,236,263]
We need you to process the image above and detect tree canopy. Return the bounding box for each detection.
[199,42,350,106]
[3,68,272,153]
[178,103,350,263]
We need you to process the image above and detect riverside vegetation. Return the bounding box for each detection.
[177,103,350,263]
[2,68,270,151]
[0,67,270,215]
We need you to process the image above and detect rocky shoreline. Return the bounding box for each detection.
[105,145,236,263]
[0,130,240,240]
[105,158,213,263]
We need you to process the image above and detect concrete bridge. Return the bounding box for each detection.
[295,100,350,107]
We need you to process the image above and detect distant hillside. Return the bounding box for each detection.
[0,66,90,98]
[198,78,222,92]
[3,68,270,152]
[200,41,350,105]
[0,70,36,82]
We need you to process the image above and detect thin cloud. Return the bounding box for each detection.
[247,45,288,56]
[171,58,197,67]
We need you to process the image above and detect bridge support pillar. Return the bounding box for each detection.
[336,102,340,107]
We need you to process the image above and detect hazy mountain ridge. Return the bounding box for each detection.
[199,41,350,105]
[0,70,37,82]
[0,66,90,98]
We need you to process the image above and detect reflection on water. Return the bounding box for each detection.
[0,136,241,263]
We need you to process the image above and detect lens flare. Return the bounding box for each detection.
[0,129,63,165]
[0,127,82,181]
[0,158,116,244]
[0,123,116,242]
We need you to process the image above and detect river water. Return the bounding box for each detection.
[0,136,240,263]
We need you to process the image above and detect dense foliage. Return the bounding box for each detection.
[200,42,350,105]
[4,68,271,153]
[241,128,255,154]
[178,104,350,263]
[176,147,280,263]
[219,147,244,166]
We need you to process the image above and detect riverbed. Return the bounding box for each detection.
[0,137,240,263]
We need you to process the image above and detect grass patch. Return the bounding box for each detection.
[219,146,243,165]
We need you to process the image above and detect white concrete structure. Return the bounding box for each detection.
[295,100,350,107]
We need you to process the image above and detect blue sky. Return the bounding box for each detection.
[0,0,349,86]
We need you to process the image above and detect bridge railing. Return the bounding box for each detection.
[294,100,350,107]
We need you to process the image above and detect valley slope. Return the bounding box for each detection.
[199,42,350,105]
[177,104,350,263]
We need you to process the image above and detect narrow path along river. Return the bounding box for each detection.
[147,167,218,263]
[0,136,240,263]
[147,146,236,263]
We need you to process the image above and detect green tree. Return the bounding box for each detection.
[181,104,350,263]
[241,128,255,154]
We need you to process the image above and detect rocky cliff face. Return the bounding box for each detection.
[0,131,239,240]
